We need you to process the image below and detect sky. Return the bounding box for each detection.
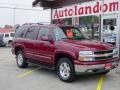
[0,0,51,27]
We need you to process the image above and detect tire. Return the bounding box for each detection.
[1,45,6,47]
[56,58,75,82]
[8,41,12,47]
[16,50,28,68]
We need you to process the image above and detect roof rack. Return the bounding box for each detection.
[22,23,44,26]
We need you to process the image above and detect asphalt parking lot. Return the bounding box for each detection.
[0,47,120,90]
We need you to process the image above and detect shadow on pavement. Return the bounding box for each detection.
[27,64,100,82]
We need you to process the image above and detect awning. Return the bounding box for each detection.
[32,0,94,8]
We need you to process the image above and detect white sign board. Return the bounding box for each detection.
[52,0,119,19]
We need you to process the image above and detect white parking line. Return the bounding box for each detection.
[0,60,14,63]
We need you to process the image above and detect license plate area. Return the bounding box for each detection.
[105,63,112,70]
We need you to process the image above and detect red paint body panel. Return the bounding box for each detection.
[12,25,119,68]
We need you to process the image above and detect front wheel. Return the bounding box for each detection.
[16,51,28,68]
[8,41,12,47]
[56,58,75,82]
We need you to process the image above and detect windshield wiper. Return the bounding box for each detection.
[61,38,69,40]
[72,37,89,40]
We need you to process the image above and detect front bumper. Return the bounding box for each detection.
[0,42,6,46]
[74,59,119,73]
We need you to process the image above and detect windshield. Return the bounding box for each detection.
[10,33,15,37]
[53,26,87,41]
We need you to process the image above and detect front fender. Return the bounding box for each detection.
[55,50,77,60]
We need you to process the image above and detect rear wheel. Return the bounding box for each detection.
[56,58,75,82]
[1,44,6,47]
[16,50,28,68]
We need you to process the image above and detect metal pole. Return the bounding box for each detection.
[51,8,53,24]
[13,5,18,31]
[100,0,104,42]
[13,8,16,26]
[117,0,120,57]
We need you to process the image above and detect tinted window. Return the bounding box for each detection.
[0,34,3,39]
[38,27,50,40]
[25,26,39,40]
[14,26,29,38]
[10,33,15,37]
[52,27,67,41]
[5,34,9,37]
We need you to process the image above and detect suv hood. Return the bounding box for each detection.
[62,40,115,51]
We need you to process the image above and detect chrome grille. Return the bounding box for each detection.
[94,50,113,54]
[94,50,114,60]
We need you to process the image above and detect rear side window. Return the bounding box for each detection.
[14,26,29,38]
[10,33,15,37]
[5,34,9,37]
[25,26,39,40]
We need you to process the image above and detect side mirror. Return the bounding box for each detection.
[41,35,49,41]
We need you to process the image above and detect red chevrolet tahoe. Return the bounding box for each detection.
[12,23,119,82]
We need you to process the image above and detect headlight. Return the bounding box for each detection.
[78,51,94,61]
[79,51,93,55]
[113,48,118,57]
